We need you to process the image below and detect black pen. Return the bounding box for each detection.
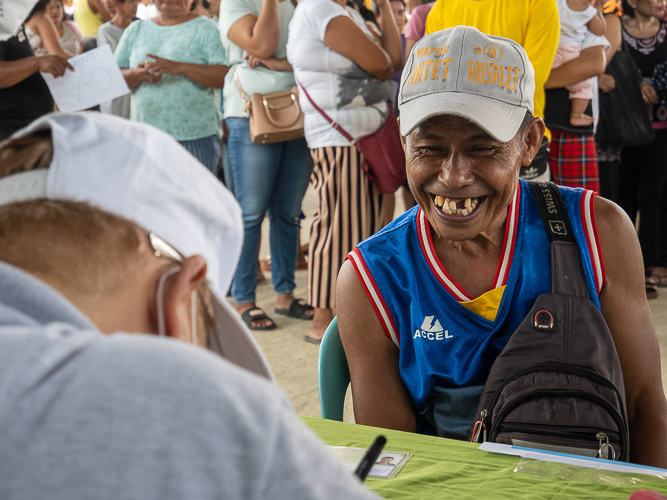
[354,435,387,482]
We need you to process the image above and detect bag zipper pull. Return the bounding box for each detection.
[596,432,616,460]
[471,410,488,443]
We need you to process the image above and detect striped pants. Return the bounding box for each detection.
[308,145,387,309]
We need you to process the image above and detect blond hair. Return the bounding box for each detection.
[0,131,217,337]
[0,132,154,300]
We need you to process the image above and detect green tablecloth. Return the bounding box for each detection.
[303,417,667,499]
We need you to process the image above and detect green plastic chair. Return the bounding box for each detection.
[318,316,351,421]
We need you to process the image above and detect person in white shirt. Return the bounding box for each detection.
[286,0,402,342]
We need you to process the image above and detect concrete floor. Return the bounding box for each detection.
[239,185,667,424]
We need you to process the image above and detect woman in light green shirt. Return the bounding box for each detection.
[115,0,229,172]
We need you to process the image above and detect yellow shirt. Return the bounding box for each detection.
[73,0,103,37]
[425,0,560,140]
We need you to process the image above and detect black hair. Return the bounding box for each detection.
[621,0,634,16]
[25,0,47,23]
[346,0,379,27]
[191,0,211,10]
[517,111,535,138]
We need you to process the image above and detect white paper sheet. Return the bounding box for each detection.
[41,45,130,112]
[479,442,667,477]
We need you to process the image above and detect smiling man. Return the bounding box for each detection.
[336,27,667,468]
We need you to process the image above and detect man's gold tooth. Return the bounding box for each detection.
[435,195,444,206]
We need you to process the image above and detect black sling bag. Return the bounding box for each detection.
[470,181,630,462]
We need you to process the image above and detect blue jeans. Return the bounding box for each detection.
[226,118,313,303]
[179,135,221,175]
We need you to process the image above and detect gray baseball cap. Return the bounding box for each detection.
[398,26,535,142]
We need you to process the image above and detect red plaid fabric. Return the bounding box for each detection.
[549,130,600,193]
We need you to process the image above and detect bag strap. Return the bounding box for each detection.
[232,67,251,116]
[297,81,355,142]
[528,181,575,243]
[528,181,588,297]
[65,20,80,41]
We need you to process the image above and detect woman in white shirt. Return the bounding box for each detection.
[219,0,315,331]
[286,0,402,342]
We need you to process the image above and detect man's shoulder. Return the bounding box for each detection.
[0,326,283,416]
[97,334,278,400]
[592,195,632,237]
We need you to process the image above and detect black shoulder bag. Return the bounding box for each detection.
[596,45,655,147]
[470,181,630,462]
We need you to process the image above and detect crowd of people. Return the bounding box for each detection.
[2,0,667,496]
[3,0,667,311]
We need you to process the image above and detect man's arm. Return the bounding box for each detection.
[588,2,606,37]
[545,45,605,88]
[0,56,72,89]
[88,0,111,22]
[337,260,417,432]
[596,197,667,468]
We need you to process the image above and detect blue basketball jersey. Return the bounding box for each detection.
[348,179,605,438]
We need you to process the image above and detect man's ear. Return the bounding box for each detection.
[154,255,207,343]
[398,117,407,150]
[520,117,546,167]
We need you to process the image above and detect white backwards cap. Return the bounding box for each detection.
[0,112,274,380]
[399,26,535,142]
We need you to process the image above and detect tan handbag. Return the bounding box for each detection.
[233,68,304,145]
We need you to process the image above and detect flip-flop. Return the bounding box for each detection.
[275,299,314,320]
[650,267,667,287]
[240,308,277,331]
[646,279,659,300]
[260,256,272,272]
[304,335,322,345]
[260,256,308,271]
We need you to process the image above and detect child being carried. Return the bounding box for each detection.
[553,0,606,126]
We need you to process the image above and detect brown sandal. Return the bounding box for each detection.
[650,267,667,287]
[646,276,659,299]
